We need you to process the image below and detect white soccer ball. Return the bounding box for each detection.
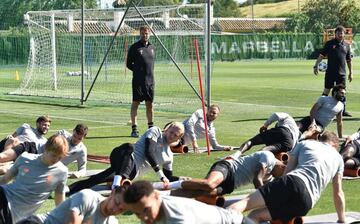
[318,61,327,72]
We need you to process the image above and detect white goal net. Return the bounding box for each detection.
[13,4,207,112]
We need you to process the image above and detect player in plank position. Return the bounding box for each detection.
[124,180,255,224]
[67,122,185,196]
[228,132,345,224]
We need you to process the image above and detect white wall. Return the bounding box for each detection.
[98,0,114,9]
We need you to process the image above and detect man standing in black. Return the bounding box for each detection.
[313,25,353,117]
[127,26,155,137]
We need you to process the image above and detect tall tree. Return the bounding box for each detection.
[188,0,241,17]
[0,0,97,30]
[285,0,360,33]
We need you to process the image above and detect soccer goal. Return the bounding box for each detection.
[13,4,208,112]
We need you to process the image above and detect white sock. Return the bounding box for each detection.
[112,175,122,189]
[152,182,164,189]
[168,180,183,189]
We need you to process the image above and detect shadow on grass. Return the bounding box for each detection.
[232,116,305,123]
[86,135,132,139]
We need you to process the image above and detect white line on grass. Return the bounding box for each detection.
[214,100,360,116]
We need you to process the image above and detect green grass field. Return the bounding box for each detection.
[0,58,359,223]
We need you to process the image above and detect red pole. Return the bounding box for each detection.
[193,38,211,155]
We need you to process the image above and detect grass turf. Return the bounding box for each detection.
[0,58,359,223]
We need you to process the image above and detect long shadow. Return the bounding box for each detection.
[86,135,131,139]
[342,117,360,122]
[232,116,305,123]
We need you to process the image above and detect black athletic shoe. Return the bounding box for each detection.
[343,111,352,117]
[130,130,139,138]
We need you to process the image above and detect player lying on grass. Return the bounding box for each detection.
[167,151,285,199]
[0,124,88,177]
[124,180,255,224]
[0,115,51,154]
[0,134,68,224]
[39,124,88,179]
[237,112,299,155]
[177,104,233,153]
[340,128,360,169]
[67,121,185,196]
[228,131,345,224]
[19,187,125,224]
[297,84,345,140]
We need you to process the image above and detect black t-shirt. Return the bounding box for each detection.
[320,38,351,76]
[126,40,155,86]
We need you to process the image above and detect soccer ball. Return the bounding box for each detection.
[318,61,327,72]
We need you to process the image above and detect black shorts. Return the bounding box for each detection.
[0,186,12,224]
[0,138,6,153]
[250,127,294,152]
[341,142,360,167]
[207,160,235,195]
[13,142,37,157]
[297,116,324,133]
[110,143,136,179]
[324,74,346,89]
[259,175,312,222]
[132,82,154,102]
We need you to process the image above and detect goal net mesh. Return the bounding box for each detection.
[13,4,207,112]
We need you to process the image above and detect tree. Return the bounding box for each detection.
[285,0,360,34]
[188,0,241,17]
[0,0,97,30]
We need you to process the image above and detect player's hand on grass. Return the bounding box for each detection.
[192,141,199,153]
[162,177,170,189]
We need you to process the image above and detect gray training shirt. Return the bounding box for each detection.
[288,140,344,208]
[183,109,226,150]
[314,96,344,127]
[133,127,173,177]
[35,189,118,224]
[226,151,277,188]
[58,130,87,177]
[154,195,244,224]
[15,123,47,150]
[2,152,68,223]
[264,112,300,149]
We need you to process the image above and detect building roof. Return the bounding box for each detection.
[212,18,287,33]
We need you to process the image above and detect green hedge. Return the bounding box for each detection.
[0,33,359,65]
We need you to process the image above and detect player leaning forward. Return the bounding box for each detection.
[228,131,345,223]
[0,134,68,224]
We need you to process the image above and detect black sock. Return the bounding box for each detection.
[132,125,137,131]
[148,122,154,129]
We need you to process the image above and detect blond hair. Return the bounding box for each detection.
[163,121,185,138]
[44,134,68,156]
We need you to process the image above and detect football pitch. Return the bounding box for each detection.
[0,58,359,222]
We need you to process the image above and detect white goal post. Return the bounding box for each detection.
[14,4,209,112]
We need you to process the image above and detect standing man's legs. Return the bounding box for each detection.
[145,100,154,129]
[130,101,140,137]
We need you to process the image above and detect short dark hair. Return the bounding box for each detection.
[209,104,220,112]
[335,25,346,33]
[124,180,154,204]
[36,115,51,124]
[73,123,88,136]
[331,84,346,96]
[319,131,339,149]
[140,25,151,32]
